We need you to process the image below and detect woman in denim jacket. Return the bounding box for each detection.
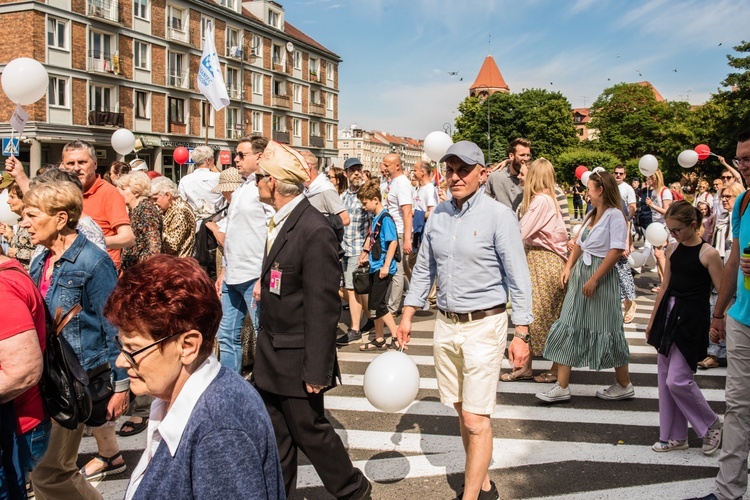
[20,181,129,500]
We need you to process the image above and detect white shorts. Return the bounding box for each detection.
[433,311,507,415]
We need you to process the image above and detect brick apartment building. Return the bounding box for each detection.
[0,0,340,180]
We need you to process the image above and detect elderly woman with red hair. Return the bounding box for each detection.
[105,255,284,500]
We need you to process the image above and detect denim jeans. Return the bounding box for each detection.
[218,278,259,372]
[0,403,51,500]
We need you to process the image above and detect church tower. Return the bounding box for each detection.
[469,55,509,98]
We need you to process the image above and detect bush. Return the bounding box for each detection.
[554,148,622,184]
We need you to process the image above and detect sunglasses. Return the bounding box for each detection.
[255,172,271,183]
[722,175,734,180]
[114,332,182,366]
[234,151,247,159]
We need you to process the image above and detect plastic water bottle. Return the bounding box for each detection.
[744,244,750,291]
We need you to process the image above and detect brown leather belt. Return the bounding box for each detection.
[438,305,506,323]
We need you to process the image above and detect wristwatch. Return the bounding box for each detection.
[514,331,531,343]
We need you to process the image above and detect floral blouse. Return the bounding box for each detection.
[122,199,163,270]
[9,227,35,270]
[163,197,196,258]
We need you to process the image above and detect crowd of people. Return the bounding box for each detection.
[1,129,750,500]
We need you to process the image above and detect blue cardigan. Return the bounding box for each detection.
[132,367,285,499]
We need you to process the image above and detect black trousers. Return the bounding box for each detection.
[256,387,368,500]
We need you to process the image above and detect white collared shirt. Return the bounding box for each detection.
[124,355,221,500]
[177,168,226,231]
[578,207,627,265]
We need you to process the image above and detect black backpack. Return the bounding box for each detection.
[194,207,226,281]
[369,211,401,263]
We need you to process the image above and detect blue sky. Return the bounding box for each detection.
[285,0,750,140]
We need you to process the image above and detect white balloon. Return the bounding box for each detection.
[0,190,20,225]
[363,350,420,413]
[677,149,699,169]
[581,171,591,185]
[592,166,606,174]
[638,154,658,177]
[423,131,454,163]
[645,223,668,247]
[111,129,136,155]
[1,58,48,105]
[628,251,647,268]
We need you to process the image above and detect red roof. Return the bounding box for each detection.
[637,81,665,102]
[470,56,509,92]
[573,107,590,123]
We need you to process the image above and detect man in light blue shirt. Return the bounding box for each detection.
[397,141,532,500]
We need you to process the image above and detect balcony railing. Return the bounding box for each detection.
[88,108,124,127]
[273,130,289,143]
[167,69,188,88]
[226,45,243,59]
[166,22,189,43]
[272,94,291,109]
[310,135,324,148]
[88,0,118,22]
[309,102,325,116]
[309,71,320,83]
[88,50,119,74]
[228,87,242,99]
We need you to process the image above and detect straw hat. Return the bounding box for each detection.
[211,167,243,193]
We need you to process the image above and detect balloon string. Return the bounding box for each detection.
[9,128,14,158]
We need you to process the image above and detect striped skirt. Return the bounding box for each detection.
[526,247,567,355]
[542,255,630,370]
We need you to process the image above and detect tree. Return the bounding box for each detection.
[453,88,578,165]
[555,148,621,185]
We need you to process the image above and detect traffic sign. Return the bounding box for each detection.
[2,138,19,156]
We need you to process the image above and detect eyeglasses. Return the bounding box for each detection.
[255,172,271,183]
[234,151,247,159]
[722,175,734,180]
[733,157,750,168]
[667,225,687,236]
[114,332,182,366]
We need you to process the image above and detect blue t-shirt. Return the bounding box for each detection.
[369,210,398,275]
[729,191,750,326]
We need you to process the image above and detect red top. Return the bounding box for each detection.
[0,259,47,434]
[82,176,131,270]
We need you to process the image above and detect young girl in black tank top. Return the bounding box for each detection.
[646,201,725,454]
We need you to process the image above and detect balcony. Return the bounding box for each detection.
[226,45,243,59]
[273,130,289,143]
[88,108,124,127]
[167,69,188,89]
[272,94,291,109]
[309,102,325,116]
[310,135,324,148]
[88,50,120,74]
[228,87,242,99]
[309,71,320,83]
[166,22,189,43]
[88,0,118,22]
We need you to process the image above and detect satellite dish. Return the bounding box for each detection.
[286,41,294,53]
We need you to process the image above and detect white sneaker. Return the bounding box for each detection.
[702,417,723,455]
[596,382,635,400]
[535,383,571,403]
[652,439,688,452]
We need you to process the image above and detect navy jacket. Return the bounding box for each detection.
[133,367,285,499]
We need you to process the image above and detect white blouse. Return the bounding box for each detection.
[577,207,627,265]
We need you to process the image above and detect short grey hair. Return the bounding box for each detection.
[150,176,178,197]
[276,179,304,197]
[191,146,214,166]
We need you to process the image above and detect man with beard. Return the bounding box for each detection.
[485,138,531,212]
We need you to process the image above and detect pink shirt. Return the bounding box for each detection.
[519,193,568,260]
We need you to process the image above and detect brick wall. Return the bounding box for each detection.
[215,107,225,139]
[0,11,47,120]
[152,46,165,86]
[119,0,131,29]
[71,22,87,70]
[263,74,271,107]
[71,0,85,16]
[118,35,132,80]
[189,9,200,49]
[120,86,133,129]
[152,92,166,133]
[72,78,87,125]
[151,0,165,38]
[189,98,201,135]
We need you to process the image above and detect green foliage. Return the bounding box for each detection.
[453,88,578,165]
[555,148,621,184]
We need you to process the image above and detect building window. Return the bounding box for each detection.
[219,0,235,9]
[326,93,333,111]
[252,111,262,133]
[226,106,239,137]
[226,67,240,99]
[200,16,213,47]
[273,79,285,96]
[267,9,280,28]
[169,97,185,124]
[293,50,301,70]
[168,51,187,88]
[326,61,334,81]
[135,91,150,118]
[89,84,113,112]
[251,34,262,57]
[47,18,67,49]
[310,88,321,105]
[133,41,149,70]
[252,73,262,95]
[226,27,240,57]
[310,121,319,137]
[293,84,301,104]
[272,44,284,66]
[89,31,115,73]
[133,0,148,20]
[293,118,301,137]
[326,123,333,141]
[309,57,319,77]
[48,77,68,107]
[342,141,349,148]
[273,115,285,132]
[167,5,188,42]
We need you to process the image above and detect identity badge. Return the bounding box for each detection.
[270,264,282,295]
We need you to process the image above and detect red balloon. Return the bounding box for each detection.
[173,146,190,165]
[694,144,711,161]
[575,165,588,180]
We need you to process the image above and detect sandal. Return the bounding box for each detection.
[500,371,533,382]
[651,286,661,294]
[624,303,637,324]
[534,372,558,383]
[79,452,127,482]
[697,356,720,370]
[360,338,388,351]
[118,417,149,437]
